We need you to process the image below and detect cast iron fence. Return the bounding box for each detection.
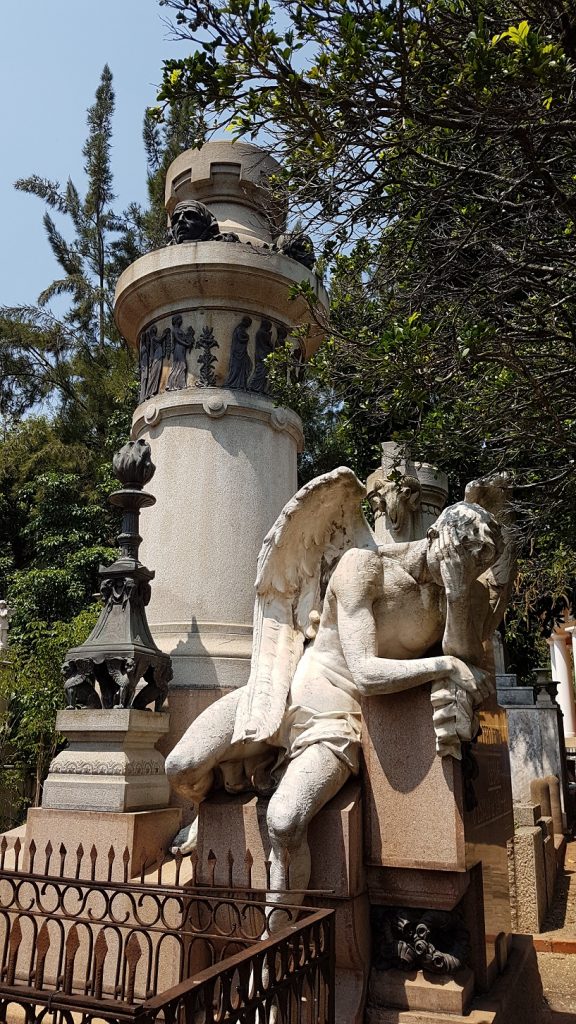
[0,838,335,1024]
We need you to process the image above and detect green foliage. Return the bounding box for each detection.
[142,97,207,249]
[0,62,200,817]
[0,606,99,813]
[1,67,142,431]
[158,0,576,655]
[0,67,175,817]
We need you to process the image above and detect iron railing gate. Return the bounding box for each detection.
[0,838,335,1024]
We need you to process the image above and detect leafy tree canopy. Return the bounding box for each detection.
[0,66,193,810]
[157,0,576,644]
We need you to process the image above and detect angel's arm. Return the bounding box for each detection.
[333,550,487,698]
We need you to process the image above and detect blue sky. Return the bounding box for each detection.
[0,1,185,306]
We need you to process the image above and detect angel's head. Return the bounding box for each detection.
[426,501,503,581]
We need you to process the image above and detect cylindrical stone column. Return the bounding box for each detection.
[366,441,448,544]
[114,142,328,747]
[548,629,576,739]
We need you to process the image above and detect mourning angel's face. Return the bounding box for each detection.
[426,501,502,581]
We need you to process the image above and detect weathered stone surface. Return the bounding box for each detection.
[195,781,364,897]
[366,865,470,911]
[131,389,302,719]
[462,700,514,951]
[362,685,466,870]
[369,966,474,1014]
[366,935,542,1024]
[507,705,567,809]
[42,710,171,812]
[511,826,547,932]
[539,815,557,907]
[194,785,369,1024]
[24,807,182,881]
[514,802,542,827]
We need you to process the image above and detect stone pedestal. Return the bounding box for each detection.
[43,709,171,812]
[24,806,181,881]
[22,710,181,880]
[369,966,475,1015]
[366,935,542,1024]
[194,783,370,1024]
[362,688,514,992]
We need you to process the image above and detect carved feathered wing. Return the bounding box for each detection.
[464,472,519,631]
[232,467,377,745]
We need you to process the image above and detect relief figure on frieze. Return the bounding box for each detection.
[224,316,253,390]
[138,329,150,405]
[166,314,195,392]
[249,319,274,394]
[145,325,171,400]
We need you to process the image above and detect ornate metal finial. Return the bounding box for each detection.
[113,438,155,488]
[110,440,156,562]
[61,441,172,711]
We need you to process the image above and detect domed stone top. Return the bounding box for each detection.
[165,141,286,245]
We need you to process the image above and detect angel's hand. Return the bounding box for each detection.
[444,656,492,703]
[437,526,481,598]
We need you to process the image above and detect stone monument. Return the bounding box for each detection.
[366,441,449,543]
[114,141,329,757]
[363,449,521,1006]
[166,450,541,1021]
[6,140,543,1022]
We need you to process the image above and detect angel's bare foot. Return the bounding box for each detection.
[170,818,198,855]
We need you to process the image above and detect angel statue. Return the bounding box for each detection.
[166,467,513,927]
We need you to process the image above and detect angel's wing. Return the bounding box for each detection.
[231,466,376,745]
[464,472,519,630]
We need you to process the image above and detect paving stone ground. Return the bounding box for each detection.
[538,838,576,1021]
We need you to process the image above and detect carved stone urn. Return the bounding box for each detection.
[114,141,329,738]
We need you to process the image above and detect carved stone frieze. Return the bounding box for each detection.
[141,324,171,402]
[224,316,253,389]
[48,758,162,776]
[196,326,219,387]
[138,312,292,398]
[249,319,274,393]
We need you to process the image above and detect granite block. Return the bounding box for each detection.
[511,826,547,932]
[513,802,541,828]
[369,966,474,1014]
